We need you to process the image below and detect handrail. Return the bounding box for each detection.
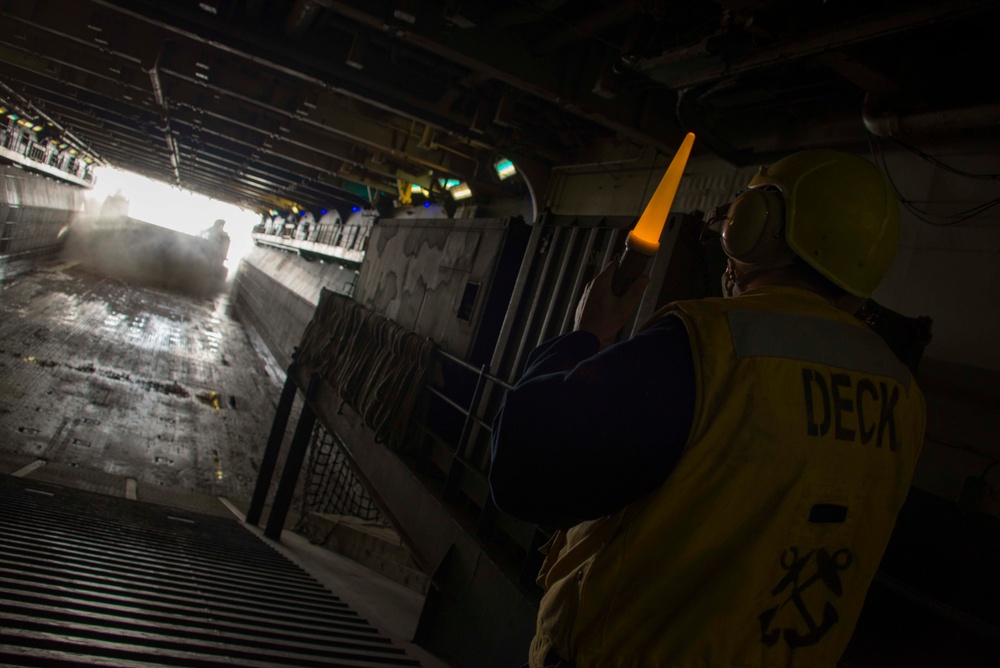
[248,295,548,617]
[435,347,514,391]
[426,386,494,433]
[425,348,516,443]
[0,128,95,185]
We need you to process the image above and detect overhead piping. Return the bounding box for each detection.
[639,0,995,89]
[312,0,684,156]
[533,3,637,55]
[145,47,182,184]
[675,86,754,166]
[863,94,1000,137]
[148,65,166,109]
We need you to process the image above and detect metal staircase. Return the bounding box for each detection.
[0,475,426,667]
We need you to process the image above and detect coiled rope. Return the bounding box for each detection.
[297,288,436,453]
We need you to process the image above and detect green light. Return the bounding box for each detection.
[438,178,461,189]
[495,158,516,180]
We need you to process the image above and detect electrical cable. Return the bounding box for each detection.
[868,133,1000,227]
[871,135,1000,225]
[925,433,998,464]
[979,459,1000,481]
[889,136,1000,181]
[925,433,1000,495]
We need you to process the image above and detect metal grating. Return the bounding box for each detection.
[0,475,423,667]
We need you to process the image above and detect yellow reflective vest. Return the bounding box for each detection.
[529,287,926,668]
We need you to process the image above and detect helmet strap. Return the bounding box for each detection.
[724,258,868,313]
[722,259,785,297]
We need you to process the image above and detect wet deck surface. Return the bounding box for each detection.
[0,261,282,505]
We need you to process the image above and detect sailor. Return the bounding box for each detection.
[490,150,926,667]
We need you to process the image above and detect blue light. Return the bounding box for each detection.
[321,209,327,215]
[424,201,431,207]
[352,206,360,212]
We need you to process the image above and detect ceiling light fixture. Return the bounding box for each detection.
[450,182,473,201]
[495,158,516,180]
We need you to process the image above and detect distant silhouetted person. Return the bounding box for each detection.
[99,189,130,227]
[203,219,230,263]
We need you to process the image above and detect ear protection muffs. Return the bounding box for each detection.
[720,188,795,267]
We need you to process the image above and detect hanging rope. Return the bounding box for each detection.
[297,288,436,453]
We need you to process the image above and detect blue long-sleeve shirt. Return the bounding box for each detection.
[489,316,697,528]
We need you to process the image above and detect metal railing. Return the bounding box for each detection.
[0,127,95,184]
[253,216,373,266]
[426,349,512,432]
[413,347,552,587]
[247,336,547,592]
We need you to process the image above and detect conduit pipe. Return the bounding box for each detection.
[863,94,1000,137]
[145,48,182,184]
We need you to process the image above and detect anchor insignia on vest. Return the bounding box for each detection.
[759,547,853,648]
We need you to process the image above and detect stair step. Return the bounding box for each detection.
[0,475,425,667]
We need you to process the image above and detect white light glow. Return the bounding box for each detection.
[450,182,473,200]
[495,158,516,180]
[87,166,260,276]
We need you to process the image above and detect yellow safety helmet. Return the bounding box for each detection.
[721,150,901,298]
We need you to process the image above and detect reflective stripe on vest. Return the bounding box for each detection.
[529,288,926,668]
[727,310,912,391]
